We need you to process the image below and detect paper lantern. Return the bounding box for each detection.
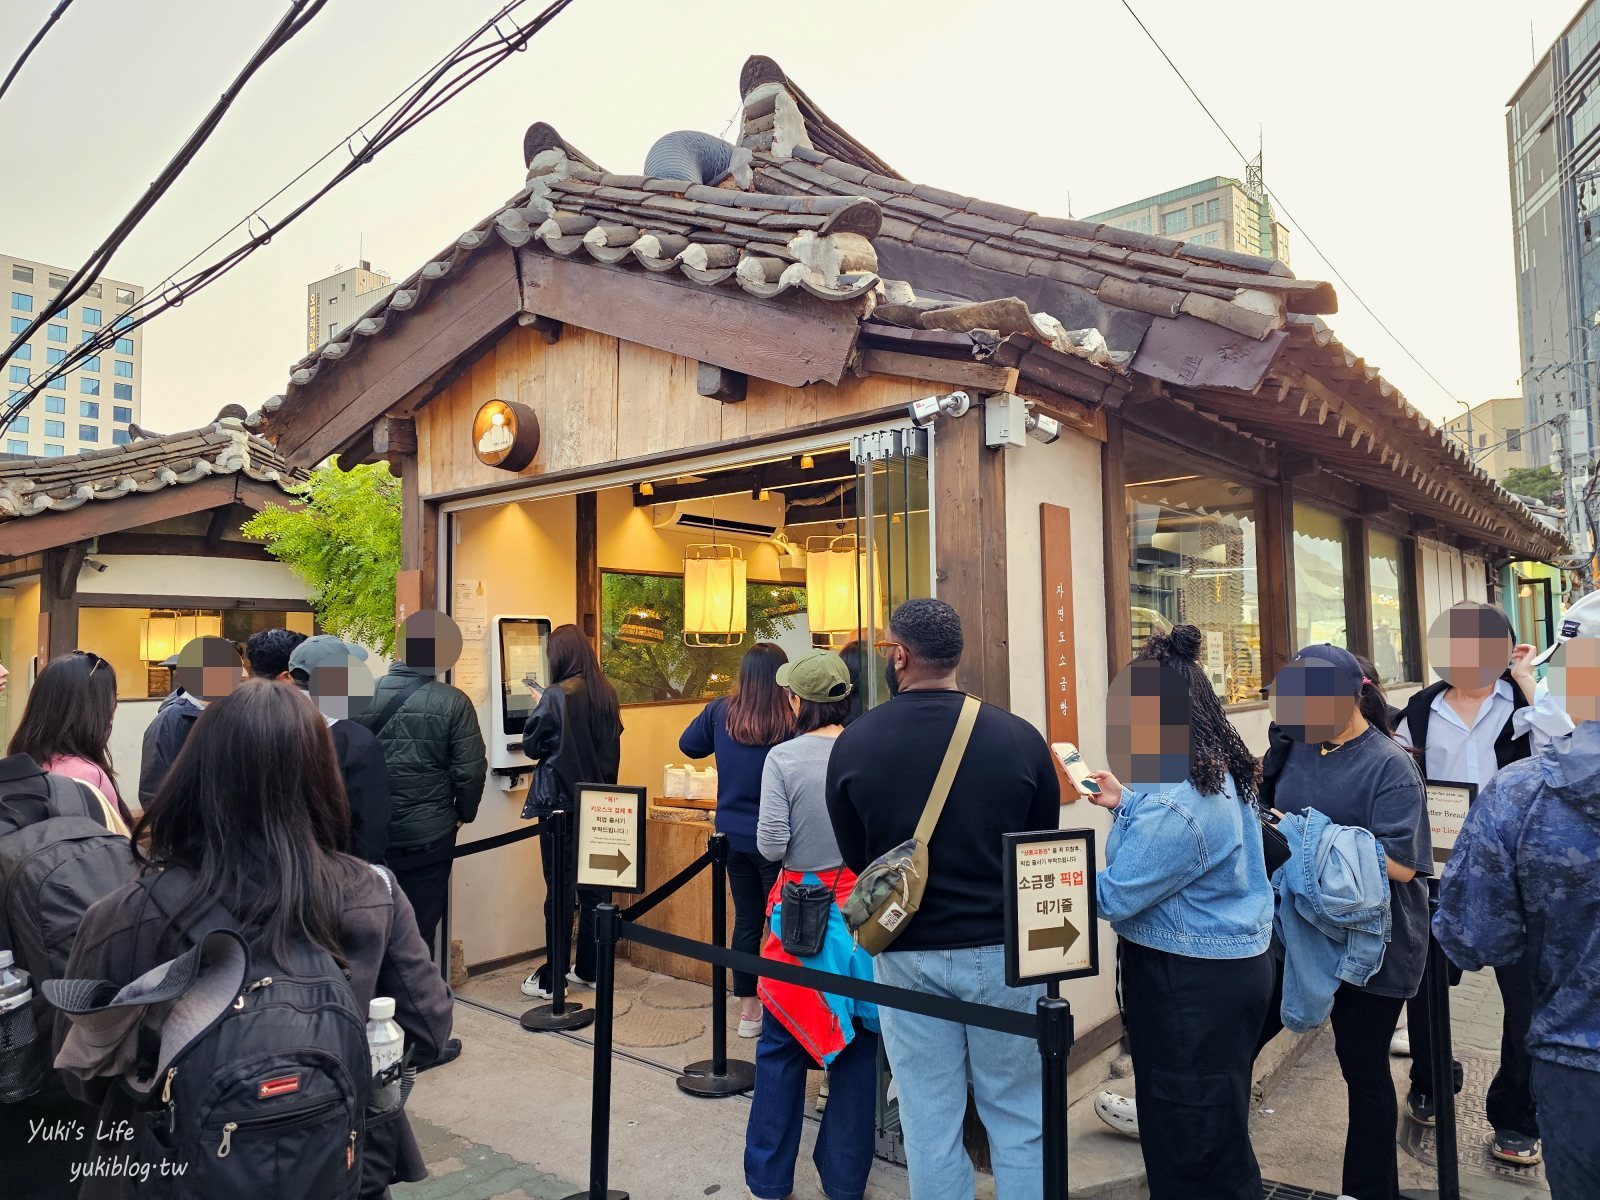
[805,534,880,647]
[618,606,666,645]
[139,610,224,661]
[682,545,747,647]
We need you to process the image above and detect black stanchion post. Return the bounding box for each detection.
[1401,880,1460,1200]
[677,832,755,1097]
[522,808,596,1032]
[561,902,627,1200]
[1037,996,1073,1200]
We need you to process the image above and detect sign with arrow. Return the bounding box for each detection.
[575,784,646,893]
[1003,828,1098,987]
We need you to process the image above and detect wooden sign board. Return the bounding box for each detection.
[1424,780,1476,867]
[1003,828,1099,987]
[575,784,646,893]
[1040,504,1080,802]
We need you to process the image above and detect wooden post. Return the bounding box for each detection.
[577,492,599,648]
[395,448,438,620]
[39,543,87,661]
[1101,415,1132,672]
[934,418,1009,705]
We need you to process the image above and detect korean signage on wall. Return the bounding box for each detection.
[1040,503,1080,799]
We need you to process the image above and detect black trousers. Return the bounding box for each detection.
[1121,940,1274,1200]
[385,831,456,956]
[726,848,781,999]
[1532,1059,1600,1198]
[1258,959,1405,1200]
[539,816,603,981]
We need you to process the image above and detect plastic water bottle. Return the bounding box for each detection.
[0,949,34,1058]
[366,997,403,1112]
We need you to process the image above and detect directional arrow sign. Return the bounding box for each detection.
[1027,918,1081,954]
[588,849,632,876]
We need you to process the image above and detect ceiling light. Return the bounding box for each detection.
[639,481,655,497]
[800,454,815,470]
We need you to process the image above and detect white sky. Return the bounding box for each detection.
[0,0,1582,433]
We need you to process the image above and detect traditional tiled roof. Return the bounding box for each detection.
[0,418,303,521]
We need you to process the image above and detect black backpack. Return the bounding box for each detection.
[129,871,371,1199]
[0,771,137,1104]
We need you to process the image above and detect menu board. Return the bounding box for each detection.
[1040,504,1079,802]
[1425,780,1476,867]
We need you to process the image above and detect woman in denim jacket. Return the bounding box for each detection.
[1085,626,1275,1200]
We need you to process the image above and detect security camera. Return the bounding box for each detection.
[1024,412,1062,445]
[908,391,971,429]
[83,558,109,573]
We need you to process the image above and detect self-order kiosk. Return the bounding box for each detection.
[488,614,551,788]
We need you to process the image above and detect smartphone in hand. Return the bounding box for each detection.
[1050,742,1102,797]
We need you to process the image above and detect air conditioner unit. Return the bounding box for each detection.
[652,494,786,541]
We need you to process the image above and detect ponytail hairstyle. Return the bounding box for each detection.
[1353,653,1395,739]
[1133,624,1259,801]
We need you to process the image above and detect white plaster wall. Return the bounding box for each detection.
[76,554,308,601]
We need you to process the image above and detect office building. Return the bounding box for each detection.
[4,253,143,459]
[306,260,395,353]
[1440,396,1532,482]
[1084,165,1291,266]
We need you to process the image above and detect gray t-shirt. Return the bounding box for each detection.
[757,733,844,873]
[1275,725,1432,999]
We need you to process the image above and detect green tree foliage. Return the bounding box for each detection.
[1500,465,1563,506]
[242,460,402,655]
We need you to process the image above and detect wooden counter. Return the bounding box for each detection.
[617,805,732,985]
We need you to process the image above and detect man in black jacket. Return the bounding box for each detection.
[138,638,244,809]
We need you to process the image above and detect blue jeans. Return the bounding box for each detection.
[744,1017,879,1200]
[874,945,1044,1200]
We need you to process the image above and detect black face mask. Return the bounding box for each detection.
[885,654,901,697]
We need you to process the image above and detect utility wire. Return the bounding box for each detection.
[0,0,74,104]
[1116,0,1470,412]
[0,0,328,375]
[0,0,577,435]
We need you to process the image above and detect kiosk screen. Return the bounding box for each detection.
[499,617,552,735]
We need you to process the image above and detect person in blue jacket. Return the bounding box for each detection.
[1086,626,1275,1200]
[680,642,793,1037]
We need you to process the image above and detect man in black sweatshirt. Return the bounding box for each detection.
[826,598,1060,1200]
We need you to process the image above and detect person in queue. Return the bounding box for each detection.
[1084,626,1274,1199]
[826,598,1059,1200]
[1389,601,1565,1164]
[1435,631,1600,1199]
[680,642,793,1037]
[1260,644,1431,1200]
[139,635,246,809]
[745,650,878,1200]
[55,679,454,1198]
[520,624,623,997]
[8,650,132,828]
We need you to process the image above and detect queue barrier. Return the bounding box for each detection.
[559,833,1075,1200]
[1400,878,1459,1200]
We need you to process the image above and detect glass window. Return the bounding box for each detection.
[1206,198,1221,223]
[11,292,33,312]
[46,348,64,365]
[1506,427,1523,452]
[7,366,28,384]
[80,330,92,343]
[80,378,99,396]
[44,395,64,412]
[47,324,65,342]
[47,272,67,291]
[13,344,29,361]
[113,359,132,378]
[79,425,98,443]
[113,383,132,401]
[114,337,133,355]
[1293,503,1351,648]
[112,428,130,446]
[1124,436,1262,703]
[46,377,63,393]
[1119,214,1153,234]
[329,322,339,339]
[43,444,63,458]
[113,315,132,332]
[113,405,132,423]
[44,420,64,438]
[5,440,27,455]
[81,307,100,326]
[115,287,135,305]
[82,356,99,373]
[1367,530,1413,684]
[5,390,20,403]
[80,401,99,419]
[86,283,101,299]
[10,316,26,334]
[10,265,32,284]
[11,415,27,433]
[1162,208,1191,234]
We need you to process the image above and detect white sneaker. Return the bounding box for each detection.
[520,967,553,999]
[737,1015,763,1038]
[1094,1090,1139,1138]
[1390,1028,1410,1057]
[566,968,595,989]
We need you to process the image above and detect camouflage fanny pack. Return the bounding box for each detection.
[842,695,980,956]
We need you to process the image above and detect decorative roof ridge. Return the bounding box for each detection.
[737,55,901,179]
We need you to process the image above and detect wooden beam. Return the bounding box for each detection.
[577,492,599,646]
[76,592,313,612]
[630,452,856,507]
[1102,415,1134,674]
[695,362,748,404]
[97,532,275,561]
[0,553,44,582]
[517,312,563,344]
[858,348,1020,395]
[203,507,232,552]
[373,416,419,457]
[1359,486,1390,516]
[1280,454,1320,480]
[40,543,87,660]
[935,415,1009,704]
[519,248,863,388]
[1118,395,1276,482]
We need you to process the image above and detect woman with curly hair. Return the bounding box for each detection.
[1085,624,1275,1200]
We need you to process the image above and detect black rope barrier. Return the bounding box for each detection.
[619,847,715,924]
[452,818,546,858]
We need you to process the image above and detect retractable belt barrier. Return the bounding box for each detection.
[451,818,547,858]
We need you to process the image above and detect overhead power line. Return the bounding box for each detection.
[0,0,75,104]
[1115,0,1470,413]
[0,0,578,436]
[0,0,328,375]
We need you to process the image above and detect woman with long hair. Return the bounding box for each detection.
[1083,625,1276,1199]
[520,624,624,998]
[56,679,453,1199]
[679,642,792,1036]
[9,650,131,827]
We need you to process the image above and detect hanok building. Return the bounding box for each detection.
[0,412,314,769]
[245,56,1565,1097]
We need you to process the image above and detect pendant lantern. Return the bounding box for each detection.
[805,534,879,648]
[682,545,747,647]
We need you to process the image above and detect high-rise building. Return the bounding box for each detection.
[3,254,144,459]
[1083,166,1291,267]
[1440,396,1532,483]
[306,261,395,354]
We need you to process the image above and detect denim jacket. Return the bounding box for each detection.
[1275,808,1391,1033]
[1097,775,1274,959]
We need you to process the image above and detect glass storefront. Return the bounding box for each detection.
[1293,503,1350,649]
[77,606,313,700]
[1367,530,1412,684]
[1123,437,1262,704]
